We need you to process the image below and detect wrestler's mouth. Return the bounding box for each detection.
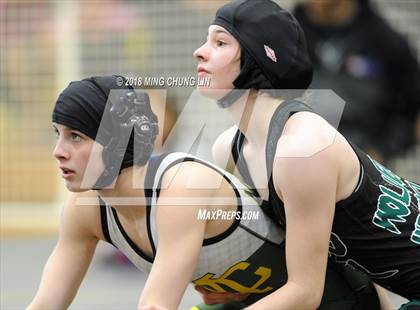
[197,66,210,77]
[60,166,76,179]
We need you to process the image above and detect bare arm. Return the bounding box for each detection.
[248,114,339,310]
[138,163,212,309]
[27,193,100,309]
[374,283,393,310]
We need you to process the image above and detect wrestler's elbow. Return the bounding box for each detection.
[288,280,324,310]
[302,287,323,310]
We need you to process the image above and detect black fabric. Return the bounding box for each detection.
[234,49,272,90]
[52,75,158,188]
[144,154,243,247]
[94,89,158,188]
[111,207,154,263]
[52,76,127,145]
[231,130,279,224]
[265,100,313,187]
[144,153,170,256]
[98,197,114,246]
[293,1,420,159]
[331,145,420,300]
[212,0,313,95]
[231,101,420,300]
[231,100,313,226]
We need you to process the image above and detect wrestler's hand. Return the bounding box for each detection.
[194,285,250,305]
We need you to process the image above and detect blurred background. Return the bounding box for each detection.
[1,0,418,309]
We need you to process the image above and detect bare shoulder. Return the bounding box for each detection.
[212,125,238,167]
[159,159,234,212]
[273,112,356,199]
[161,160,226,193]
[61,190,103,241]
[276,111,338,158]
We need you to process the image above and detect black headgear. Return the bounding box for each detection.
[212,0,313,108]
[52,75,159,189]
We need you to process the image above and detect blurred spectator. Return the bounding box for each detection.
[294,0,420,163]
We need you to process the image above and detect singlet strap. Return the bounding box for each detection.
[265,100,313,224]
[144,154,169,256]
[231,129,244,165]
[98,196,114,246]
[230,100,313,196]
[265,100,313,184]
[231,129,257,191]
[147,153,243,248]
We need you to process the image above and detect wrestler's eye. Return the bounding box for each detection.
[70,132,82,142]
[53,128,59,139]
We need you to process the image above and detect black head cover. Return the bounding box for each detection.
[212,0,313,107]
[52,75,158,189]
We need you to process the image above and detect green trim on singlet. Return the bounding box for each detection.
[399,300,420,310]
[191,302,245,310]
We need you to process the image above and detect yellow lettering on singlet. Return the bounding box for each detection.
[193,262,273,293]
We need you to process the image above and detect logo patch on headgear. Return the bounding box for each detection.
[264,44,277,63]
[93,89,158,189]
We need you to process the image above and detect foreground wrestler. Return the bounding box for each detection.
[193,0,420,309]
[27,76,382,310]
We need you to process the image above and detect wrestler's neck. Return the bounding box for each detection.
[96,164,148,213]
[227,89,285,147]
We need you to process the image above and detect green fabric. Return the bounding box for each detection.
[190,302,246,310]
[399,300,420,310]
[191,266,381,310]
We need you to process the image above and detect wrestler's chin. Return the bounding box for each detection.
[64,180,90,193]
[63,174,95,192]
